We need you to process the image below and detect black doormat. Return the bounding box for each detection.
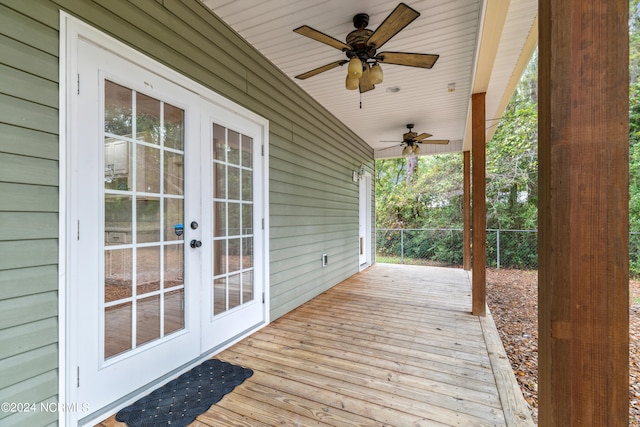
[115,359,253,427]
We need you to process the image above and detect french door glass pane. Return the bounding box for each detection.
[164,104,184,150]
[136,145,160,193]
[228,273,241,310]
[165,289,184,334]
[164,198,184,242]
[241,135,252,169]
[136,93,161,144]
[136,197,160,243]
[136,295,161,346]
[227,130,240,165]
[104,81,132,135]
[104,139,131,191]
[104,195,132,246]
[137,246,161,295]
[212,124,254,316]
[213,278,226,315]
[104,249,132,302]
[164,244,183,289]
[103,80,186,361]
[105,302,132,359]
[164,152,184,195]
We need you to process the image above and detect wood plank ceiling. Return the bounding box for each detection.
[201,0,538,159]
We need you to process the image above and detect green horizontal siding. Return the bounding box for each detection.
[0,291,57,330]
[0,240,58,271]
[0,2,61,425]
[0,317,58,361]
[0,183,58,212]
[0,94,58,134]
[0,0,374,424]
[0,34,58,82]
[0,64,58,109]
[0,370,58,424]
[0,344,58,391]
[0,401,58,427]
[0,266,58,300]
[0,153,58,186]
[0,213,58,241]
[0,124,59,160]
[0,4,58,55]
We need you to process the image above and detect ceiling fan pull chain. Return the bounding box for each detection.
[359,91,362,109]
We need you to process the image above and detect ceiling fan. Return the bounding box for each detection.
[381,124,449,156]
[293,3,439,93]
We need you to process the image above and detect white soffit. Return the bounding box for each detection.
[202,0,538,157]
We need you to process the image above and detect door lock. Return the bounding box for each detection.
[190,239,202,249]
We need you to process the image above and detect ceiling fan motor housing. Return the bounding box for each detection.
[347,28,375,57]
[347,13,377,63]
[353,13,369,29]
[403,132,418,142]
[403,124,417,142]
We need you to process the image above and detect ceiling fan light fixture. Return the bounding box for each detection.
[413,145,421,155]
[370,63,383,85]
[402,145,412,156]
[345,75,359,90]
[361,62,371,82]
[348,57,363,78]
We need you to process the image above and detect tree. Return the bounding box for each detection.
[376,52,539,231]
[376,153,464,229]
[629,0,640,230]
[485,49,538,230]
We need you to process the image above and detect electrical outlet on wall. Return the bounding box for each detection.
[322,253,328,267]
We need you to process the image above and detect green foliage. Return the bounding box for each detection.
[377,3,640,273]
[376,52,539,232]
[631,0,640,235]
[485,50,538,230]
[375,229,464,266]
[376,154,464,229]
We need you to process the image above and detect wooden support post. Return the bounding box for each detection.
[463,150,471,271]
[471,93,486,316]
[538,1,629,425]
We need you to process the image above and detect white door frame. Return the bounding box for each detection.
[358,171,372,270]
[59,13,270,426]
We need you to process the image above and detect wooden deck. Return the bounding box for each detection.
[99,263,533,427]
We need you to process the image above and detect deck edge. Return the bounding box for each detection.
[480,303,535,426]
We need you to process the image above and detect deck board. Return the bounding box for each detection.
[98,263,533,427]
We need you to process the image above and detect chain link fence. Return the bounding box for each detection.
[378,229,640,275]
[376,228,538,270]
[631,232,640,278]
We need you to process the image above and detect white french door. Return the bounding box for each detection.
[200,112,266,351]
[68,33,266,420]
[358,173,371,268]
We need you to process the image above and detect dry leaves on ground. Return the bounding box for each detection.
[486,269,640,426]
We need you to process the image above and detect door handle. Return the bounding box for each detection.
[190,239,202,249]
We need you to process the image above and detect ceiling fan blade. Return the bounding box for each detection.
[378,52,439,69]
[366,3,420,50]
[293,25,352,51]
[419,140,450,145]
[414,133,432,141]
[295,60,347,80]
